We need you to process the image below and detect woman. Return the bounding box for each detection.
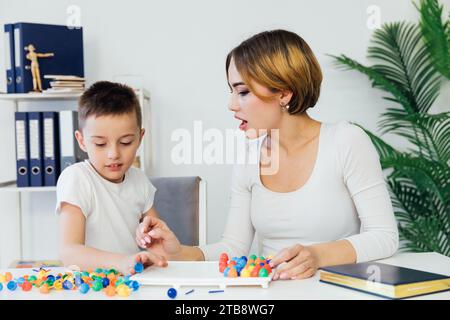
[137,29,399,280]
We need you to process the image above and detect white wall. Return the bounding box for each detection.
[0,0,448,266]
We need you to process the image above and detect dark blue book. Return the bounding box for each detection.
[320,262,450,299]
[13,22,84,93]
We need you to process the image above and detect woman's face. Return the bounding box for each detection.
[227,58,284,139]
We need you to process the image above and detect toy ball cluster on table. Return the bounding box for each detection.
[0,264,144,297]
[219,253,273,278]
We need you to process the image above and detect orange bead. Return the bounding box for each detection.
[5,272,13,282]
[40,284,50,294]
[251,266,261,277]
[107,273,116,281]
[227,268,238,278]
[105,285,116,297]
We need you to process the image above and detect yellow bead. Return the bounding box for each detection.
[117,284,131,297]
[53,279,63,290]
[240,269,251,277]
[0,274,6,283]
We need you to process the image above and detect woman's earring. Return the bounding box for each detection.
[281,102,290,111]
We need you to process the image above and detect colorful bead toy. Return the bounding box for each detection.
[219,253,273,278]
[0,266,141,298]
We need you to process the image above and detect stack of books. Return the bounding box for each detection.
[43,75,85,93]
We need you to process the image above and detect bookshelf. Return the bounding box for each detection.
[0,88,152,187]
[0,89,152,263]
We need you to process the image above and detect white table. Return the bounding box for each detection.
[0,252,449,300]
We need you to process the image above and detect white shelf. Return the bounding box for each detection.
[0,181,56,192]
[0,92,82,101]
[0,89,149,102]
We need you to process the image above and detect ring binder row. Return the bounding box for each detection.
[4,22,83,93]
[14,111,87,187]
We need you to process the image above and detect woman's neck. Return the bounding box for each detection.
[269,112,321,154]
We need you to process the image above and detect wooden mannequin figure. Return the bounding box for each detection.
[25,44,54,92]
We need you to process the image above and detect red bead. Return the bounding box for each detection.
[251,266,261,277]
[219,264,227,273]
[22,281,32,291]
[220,253,229,261]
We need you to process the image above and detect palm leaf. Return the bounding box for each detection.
[416,0,450,79]
[379,111,450,162]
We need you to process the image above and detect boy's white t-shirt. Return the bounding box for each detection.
[56,160,156,254]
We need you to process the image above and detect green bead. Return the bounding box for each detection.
[259,256,265,260]
[115,278,124,286]
[92,280,103,291]
[108,269,117,275]
[46,279,54,286]
[249,254,257,260]
[95,268,103,274]
[82,271,90,277]
[249,262,255,267]
[258,268,269,277]
[28,275,37,282]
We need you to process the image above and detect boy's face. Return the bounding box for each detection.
[75,112,144,183]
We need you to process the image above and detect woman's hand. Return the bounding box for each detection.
[269,244,319,280]
[135,216,182,258]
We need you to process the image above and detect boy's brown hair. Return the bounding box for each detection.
[78,81,141,129]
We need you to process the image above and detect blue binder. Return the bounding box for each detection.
[28,112,44,187]
[59,111,87,171]
[15,112,30,187]
[4,24,16,93]
[43,112,60,186]
[13,22,84,93]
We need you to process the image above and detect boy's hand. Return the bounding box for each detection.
[120,250,168,276]
[135,216,181,258]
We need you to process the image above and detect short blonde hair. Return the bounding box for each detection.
[226,30,323,114]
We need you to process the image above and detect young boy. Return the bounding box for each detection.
[57,81,172,275]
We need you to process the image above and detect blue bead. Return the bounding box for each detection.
[63,280,73,290]
[241,256,247,261]
[129,280,140,291]
[102,277,110,288]
[7,281,17,291]
[47,275,55,282]
[0,283,3,291]
[79,283,90,294]
[134,262,144,273]
[167,287,177,299]
[17,277,25,284]
[223,267,230,277]
[260,262,265,267]
[75,277,84,287]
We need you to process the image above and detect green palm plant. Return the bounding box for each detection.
[330,0,450,256]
